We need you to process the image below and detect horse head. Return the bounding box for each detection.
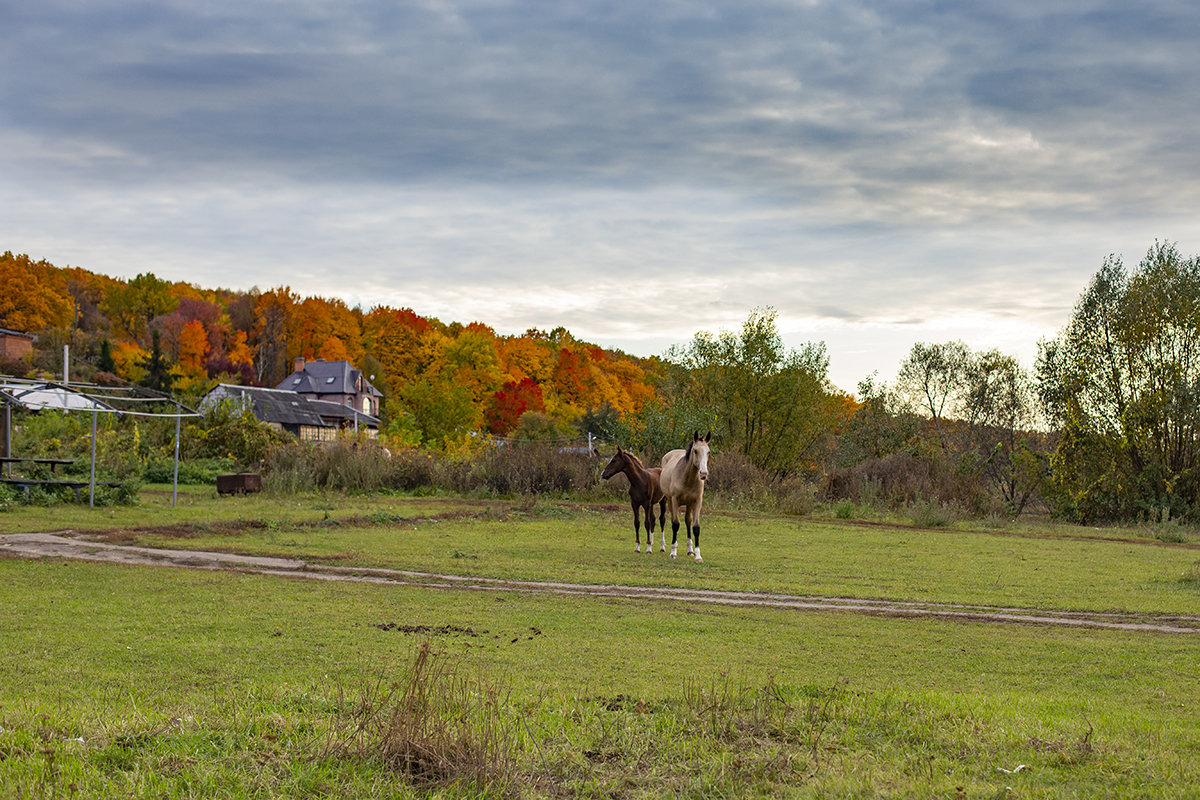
[684,431,711,481]
[601,445,626,480]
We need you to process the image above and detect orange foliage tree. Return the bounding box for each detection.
[252,287,298,386]
[177,319,210,376]
[0,252,74,331]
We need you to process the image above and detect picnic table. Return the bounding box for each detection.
[0,457,117,502]
[0,476,121,502]
[0,456,75,472]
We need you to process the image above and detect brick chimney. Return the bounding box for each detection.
[293,356,306,373]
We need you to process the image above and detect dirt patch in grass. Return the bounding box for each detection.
[78,508,510,545]
[4,532,1199,635]
[372,623,483,636]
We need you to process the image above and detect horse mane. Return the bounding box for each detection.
[622,449,646,470]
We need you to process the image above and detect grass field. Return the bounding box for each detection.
[3,487,1200,798]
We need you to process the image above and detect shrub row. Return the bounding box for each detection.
[262,440,606,497]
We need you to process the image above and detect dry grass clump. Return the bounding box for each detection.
[324,644,521,796]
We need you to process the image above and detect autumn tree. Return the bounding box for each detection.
[177,319,210,376]
[0,252,73,331]
[363,307,434,397]
[295,297,364,364]
[486,377,546,435]
[252,287,297,386]
[552,347,593,411]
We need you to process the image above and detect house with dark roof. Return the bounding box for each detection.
[277,358,383,418]
[202,383,381,442]
[0,328,35,362]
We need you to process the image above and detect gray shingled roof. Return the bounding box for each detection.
[276,360,382,398]
[202,384,379,428]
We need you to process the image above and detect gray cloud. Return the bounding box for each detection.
[4,0,1200,390]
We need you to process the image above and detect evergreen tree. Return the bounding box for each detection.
[139,329,174,394]
[97,338,116,374]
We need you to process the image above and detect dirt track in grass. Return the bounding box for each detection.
[4,531,1199,635]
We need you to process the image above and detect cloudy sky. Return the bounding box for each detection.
[4,1,1200,392]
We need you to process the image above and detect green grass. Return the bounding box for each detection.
[21,491,1194,616]
[3,489,1200,797]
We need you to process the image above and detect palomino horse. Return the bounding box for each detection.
[602,446,668,553]
[659,431,711,561]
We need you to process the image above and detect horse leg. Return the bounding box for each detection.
[644,501,655,553]
[692,496,704,562]
[657,499,667,551]
[631,501,642,553]
[685,505,695,556]
[668,498,680,559]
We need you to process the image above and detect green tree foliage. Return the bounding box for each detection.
[961,349,1042,514]
[665,307,838,475]
[398,378,479,447]
[187,398,290,466]
[100,272,177,341]
[836,373,918,466]
[893,340,971,449]
[96,338,116,374]
[1037,241,1200,521]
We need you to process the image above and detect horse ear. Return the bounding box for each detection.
[704,431,711,442]
[692,430,700,441]
[616,444,623,453]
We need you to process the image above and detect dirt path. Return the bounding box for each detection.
[4,531,1199,634]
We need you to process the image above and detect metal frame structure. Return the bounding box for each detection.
[0,377,199,507]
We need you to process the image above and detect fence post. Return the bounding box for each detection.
[173,408,181,508]
[89,409,97,508]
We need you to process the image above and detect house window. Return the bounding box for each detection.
[326,377,336,384]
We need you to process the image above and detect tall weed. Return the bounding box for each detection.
[324,644,519,795]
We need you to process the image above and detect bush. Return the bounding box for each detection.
[187,399,290,467]
[908,499,956,528]
[143,457,236,485]
[469,445,599,496]
[260,437,604,497]
[823,450,988,513]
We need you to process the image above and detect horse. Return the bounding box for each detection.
[601,445,668,553]
[659,431,711,561]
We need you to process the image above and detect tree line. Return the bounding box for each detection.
[0,252,658,449]
[5,242,1200,523]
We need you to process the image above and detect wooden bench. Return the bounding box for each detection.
[0,477,123,503]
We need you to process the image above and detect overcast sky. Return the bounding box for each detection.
[4,1,1200,392]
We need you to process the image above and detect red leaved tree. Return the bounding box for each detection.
[485,377,545,436]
